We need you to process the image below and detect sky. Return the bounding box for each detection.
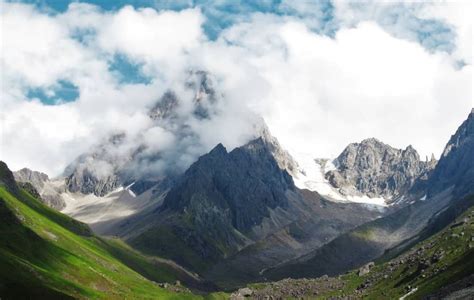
[0,0,472,176]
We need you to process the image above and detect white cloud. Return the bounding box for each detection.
[207,17,471,160]
[0,1,471,178]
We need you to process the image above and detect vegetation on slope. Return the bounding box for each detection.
[0,185,223,299]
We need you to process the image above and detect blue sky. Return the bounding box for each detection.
[8,0,458,105]
[13,0,454,44]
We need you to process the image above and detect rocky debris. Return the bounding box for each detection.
[157,281,191,294]
[249,277,345,300]
[357,262,374,276]
[230,287,253,299]
[325,138,436,200]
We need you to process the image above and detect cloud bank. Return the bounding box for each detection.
[0,0,472,176]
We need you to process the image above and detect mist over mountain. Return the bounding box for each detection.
[63,71,264,196]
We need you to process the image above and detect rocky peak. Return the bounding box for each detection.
[254,120,300,176]
[208,143,227,156]
[149,70,220,122]
[161,137,295,233]
[14,168,49,189]
[65,162,120,197]
[149,91,179,121]
[13,167,67,210]
[326,138,436,200]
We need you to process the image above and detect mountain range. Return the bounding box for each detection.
[1,72,473,299]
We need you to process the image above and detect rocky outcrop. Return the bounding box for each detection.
[14,168,66,209]
[325,138,436,200]
[428,109,474,198]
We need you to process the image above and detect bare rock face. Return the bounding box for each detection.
[256,120,300,177]
[65,165,121,197]
[13,168,66,210]
[428,109,474,198]
[64,134,125,197]
[326,138,436,200]
[162,137,295,233]
[14,168,49,189]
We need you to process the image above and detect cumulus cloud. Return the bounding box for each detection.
[0,0,471,178]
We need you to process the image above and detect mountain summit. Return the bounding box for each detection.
[326,138,436,200]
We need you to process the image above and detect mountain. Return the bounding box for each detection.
[64,71,222,198]
[263,110,474,282]
[428,108,474,198]
[114,136,382,289]
[0,161,216,299]
[13,168,66,210]
[126,138,298,271]
[325,138,436,201]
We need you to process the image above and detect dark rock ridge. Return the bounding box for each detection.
[14,168,66,209]
[428,109,474,198]
[325,138,436,200]
[161,137,295,233]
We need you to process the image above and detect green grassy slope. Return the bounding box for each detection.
[0,186,212,299]
[247,196,474,299]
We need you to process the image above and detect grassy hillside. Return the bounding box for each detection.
[246,197,474,299]
[0,186,224,299]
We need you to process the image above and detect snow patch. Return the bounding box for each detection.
[292,153,388,207]
[125,182,136,197]
[60,188,137,224]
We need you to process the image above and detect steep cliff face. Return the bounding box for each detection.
[428,109,474,198]
[13,168,66,209]
[325,138,436,200]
